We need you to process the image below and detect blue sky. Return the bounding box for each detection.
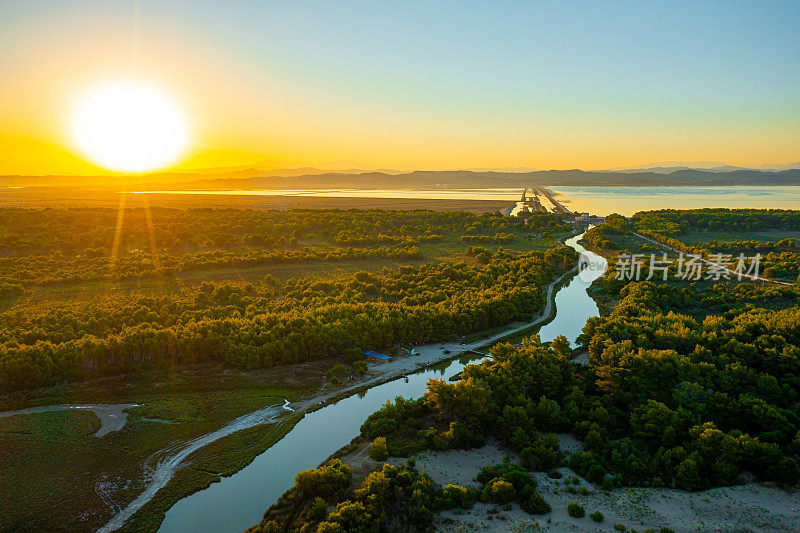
[1,0,798,171]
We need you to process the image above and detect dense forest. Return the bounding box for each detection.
[252,276,800,531]
[0,208,568,288]
[250,210,800,532]
[0,208,575,393]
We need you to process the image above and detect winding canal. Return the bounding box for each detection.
[156,231,607,533]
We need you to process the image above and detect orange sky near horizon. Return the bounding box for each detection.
[1,2,798,176]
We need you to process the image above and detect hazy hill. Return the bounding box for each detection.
[137,168,800,189]
[2,168,800,190]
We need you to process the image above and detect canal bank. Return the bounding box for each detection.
[102,231,607,533]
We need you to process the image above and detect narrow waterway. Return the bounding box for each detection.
[538,232,605,346]
[156,232,607,533]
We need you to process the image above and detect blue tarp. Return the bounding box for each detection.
[363,350,391,360]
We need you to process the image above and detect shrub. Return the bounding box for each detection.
[484,479,515,503]
[659,529,675,533]
[547,469,562,479]
[369,437,389,461]
[614,524,627,532]
[441,421,484,449]
[317,520,345,533]
[342,347,363,364]
[325,363,348,381]
[567,503,585,518]
[442,484,473,510]
[308,497,328,521]
[590,511,604,522]
[520,491,551,515]
[294,459,352,499]
[521,440,560,471]
[351,360,368,376]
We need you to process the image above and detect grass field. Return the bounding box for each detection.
[118,414,304,533]
[0,370,312,532]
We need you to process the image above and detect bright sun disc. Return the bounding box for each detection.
[72,82,188,173]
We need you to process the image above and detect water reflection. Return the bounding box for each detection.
[157,232,604,533]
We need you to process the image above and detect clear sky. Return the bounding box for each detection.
[1,0,798,174]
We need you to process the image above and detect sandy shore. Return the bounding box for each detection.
[382,439,800,532]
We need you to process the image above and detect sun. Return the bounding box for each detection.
[72,81,189,173]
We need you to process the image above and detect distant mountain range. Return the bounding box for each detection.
[135,168,800,189]
[601,161,800,174]
[2,165,800,190]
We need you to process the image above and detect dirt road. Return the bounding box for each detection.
[0,403,138,437]
[99,268,572,531]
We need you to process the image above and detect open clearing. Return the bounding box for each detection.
[380,442,800,532]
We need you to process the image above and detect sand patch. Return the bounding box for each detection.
[388,441,515,489]
[381,439,800,532]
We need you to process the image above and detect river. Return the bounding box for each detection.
[155,231,606,533]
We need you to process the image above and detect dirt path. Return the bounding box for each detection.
[0,403,138,437]
[97,399,292,533]
[294,267,572,411]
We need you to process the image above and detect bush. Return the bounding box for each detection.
[294,459,352,500]
[351,360,368,376]
[369,437,389,461]
[547,469,562,479]
[521,440,560,471]
[441,421,484,449]
[614,524,627,532]
[442,484,473,510]
[520,491,551,515]
[342,347,363,364]
[567,503,585,518]
[308,497,328,521]
[659,529,675,533]
[484,479,515,503]
[317,520,345,533]
[590,511,604,522]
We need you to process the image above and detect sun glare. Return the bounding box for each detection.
[71,81,188,173]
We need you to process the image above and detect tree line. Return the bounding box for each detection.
[0,207,570,289]
[0,245,577,392]
[313,279,800,503]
